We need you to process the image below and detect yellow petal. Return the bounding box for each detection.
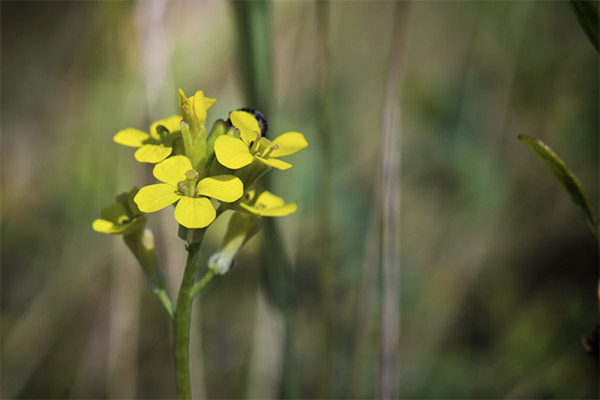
[150,115,182,137]
[92,219,115,233]
[260,203,298,216]
[153,155,193,186]
[270,132,308,157]
[92,216,146,234]
[255,191,285,208]
[204,96,217,109]
[134,184,180,213]
[134,143,173,164]
[114,128,150,148]
[214,136,254,169]
[174,196,216,228]
[230,111,261,145]
[240,202,297,217]
[257,156,292,170]
[197,175,244,203]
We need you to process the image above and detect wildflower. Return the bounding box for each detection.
[240,189,297,217]
[93,188,165,291]
[214,110,308,170]
[134,155,243,229]
[93,187,147,234]
[114,115,182,163]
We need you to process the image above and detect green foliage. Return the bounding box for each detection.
[568,0,600,52]
[519,135,598,240]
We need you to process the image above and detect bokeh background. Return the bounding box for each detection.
[2,1,598,399]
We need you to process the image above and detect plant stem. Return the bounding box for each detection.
[191,270,215,298]
[174,239,204,400]
[154,288,175,321]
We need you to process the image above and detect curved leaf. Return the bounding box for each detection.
[519,135,598,240]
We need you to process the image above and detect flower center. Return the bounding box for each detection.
[177,169,199,197]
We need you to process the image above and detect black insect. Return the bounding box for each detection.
[227,107,268,138]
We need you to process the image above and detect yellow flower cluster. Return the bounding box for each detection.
[97,89,308,231]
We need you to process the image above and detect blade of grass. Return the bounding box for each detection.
[568,0,599,52]
[518,135,599,241]
[379,2,410,398]
[316,0,336,397]
[231,2,297,397]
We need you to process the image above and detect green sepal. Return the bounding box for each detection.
[177,224,206,245]
[208,211,262,275]
[236,159,271,190]
[181,121,207,175]
[123,228,167,292]
[206,119,228,159]
[519,135,599,240]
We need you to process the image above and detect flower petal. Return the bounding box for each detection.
[257,156,292,170]
[260,203,298,216]
[255,191,285,208]
[150,115,182,137]
[240,202,297,217]
[134,143,173,164]
[270,132,308,157]
[134,184,180,213]
[114,128,150,148]
[153,155,193,186]
[214,136,254,169]
[230,111,261,145]
[197,175,244,202]
[93,216,146,234]
[92,219,115,233]
[174,196,216,228]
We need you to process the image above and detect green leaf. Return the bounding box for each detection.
[568,0,599,52]
[519,135,598,240]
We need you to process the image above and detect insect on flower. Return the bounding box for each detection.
[227,108,268,137]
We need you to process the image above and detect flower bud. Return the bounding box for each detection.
[209,212,261,275]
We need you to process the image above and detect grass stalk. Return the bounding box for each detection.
[379,3,410,398]
[316,1,336,397]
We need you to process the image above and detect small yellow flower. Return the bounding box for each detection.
[214,111,308,170]
[114,115,182,163]
[134,155,243,228]
[93,187,147,234]
[178,89,216,133]
[240,190,297,217]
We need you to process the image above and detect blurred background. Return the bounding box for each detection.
[1,1,598,398]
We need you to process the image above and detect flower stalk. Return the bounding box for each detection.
[174,236,205,400]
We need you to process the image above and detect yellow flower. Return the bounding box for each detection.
[178,89,216,133]
[93,187,147,234]
[214,111,308,170]
[114,115,182,163]
[240,190,297,217]
[134,155,243,229]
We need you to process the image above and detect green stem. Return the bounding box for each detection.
[174,239,204,400]
[191,270,216,298]
[154,288,175,321]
